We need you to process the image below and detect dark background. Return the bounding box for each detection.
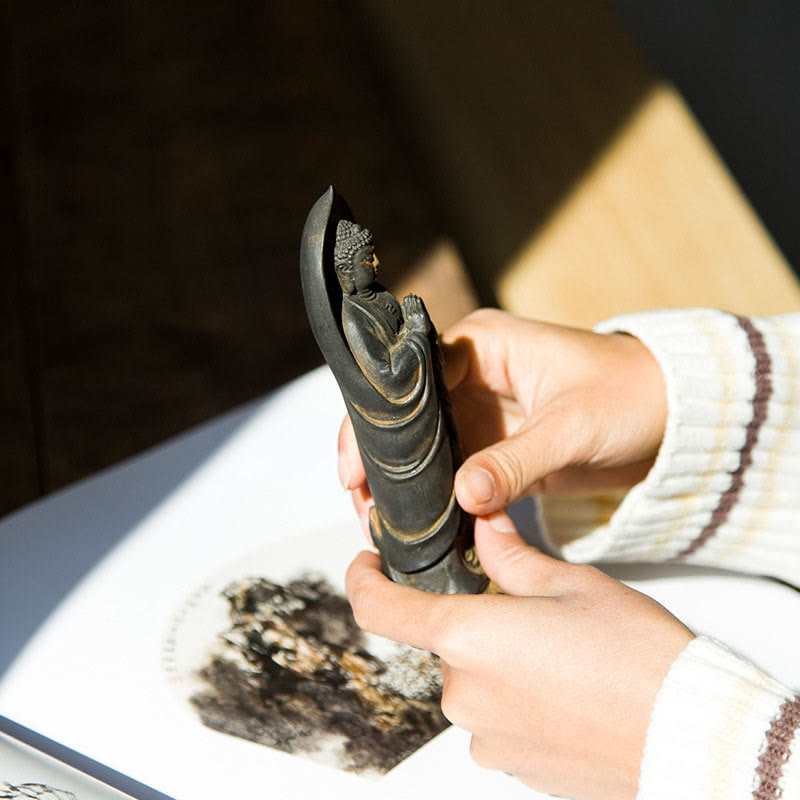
[2,1,799,517]
[607,0,800,277]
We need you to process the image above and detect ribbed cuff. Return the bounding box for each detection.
[558,310,800,587]
[637,636,800,799]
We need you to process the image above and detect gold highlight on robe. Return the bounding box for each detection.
[301,186,487,594]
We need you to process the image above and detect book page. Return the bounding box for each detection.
[2,368,799,800]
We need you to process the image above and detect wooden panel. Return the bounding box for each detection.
[359,0,800,325]
[500,85,800,326]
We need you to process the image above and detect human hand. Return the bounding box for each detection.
[403,293,431,334]
[338,308,667,525]
[346,513,693,800]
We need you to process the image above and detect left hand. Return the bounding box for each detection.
[403,293,431,334]
[338,310,667,528]
[346,514,693,800]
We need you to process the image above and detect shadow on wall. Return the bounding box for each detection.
[360,0,800,329]
[606,0,800,274]
[358,0,656,303]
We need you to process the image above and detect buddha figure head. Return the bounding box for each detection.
[334,220,379,294]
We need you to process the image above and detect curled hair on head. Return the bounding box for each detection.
[334,220,374,274]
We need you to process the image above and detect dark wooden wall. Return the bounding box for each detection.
[0,1,448,516]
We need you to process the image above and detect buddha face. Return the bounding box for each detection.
[334,220,379,295]
[350,246,379,293]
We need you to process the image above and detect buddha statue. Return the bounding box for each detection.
[300,187,486,594]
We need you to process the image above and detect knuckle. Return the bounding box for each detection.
[500,541,533,572]
[485,446,528,503]
[465,307,505,330]
[350,592,377,633]
[571,563,603,585]
[347,588,368,629]
[469,307,497,322]
[346,574,379,632]
[427,600,468,664]
[553,562,604,597]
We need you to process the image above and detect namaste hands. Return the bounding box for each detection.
[403,293,431,335]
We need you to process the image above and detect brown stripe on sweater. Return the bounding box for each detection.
[753,695,800,799]
[670,316,773,562]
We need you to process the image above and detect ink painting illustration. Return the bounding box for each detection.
[191,575,446,774]
[162,526,448,777]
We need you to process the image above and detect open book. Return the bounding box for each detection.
[2,368,799,800]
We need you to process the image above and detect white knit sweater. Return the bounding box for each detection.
[549,309,800,799]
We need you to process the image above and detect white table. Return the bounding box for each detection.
[2,367,799,799]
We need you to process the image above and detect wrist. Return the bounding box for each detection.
[611,332,668,461]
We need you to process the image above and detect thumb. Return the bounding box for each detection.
[475,513,566,597]
[455,415,569,514]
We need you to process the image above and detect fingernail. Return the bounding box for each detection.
[488,512,515,534]
[338,451,351,489]
[463,467,495,506]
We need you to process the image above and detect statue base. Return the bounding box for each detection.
[378,538,489,595]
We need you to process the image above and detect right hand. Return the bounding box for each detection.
[346,513,693,800]
[338,308,667,524]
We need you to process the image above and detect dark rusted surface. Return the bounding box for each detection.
[300,187,486,594]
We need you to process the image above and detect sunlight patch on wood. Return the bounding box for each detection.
[499,85,800,328]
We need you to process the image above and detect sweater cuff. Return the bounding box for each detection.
[559,309,800,586]
[638,636,800,799]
